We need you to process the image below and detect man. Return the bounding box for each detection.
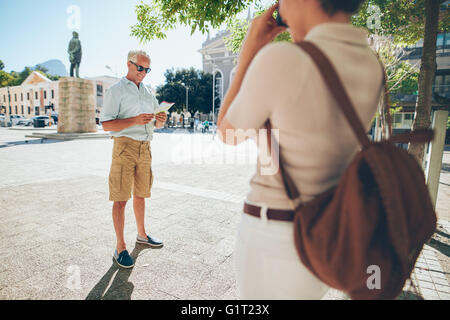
[100,50,167,268]
[68,31,82,78]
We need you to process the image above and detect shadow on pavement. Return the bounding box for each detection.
[428,238,450,258]
[0,139,66,148]
[85,244,150,300]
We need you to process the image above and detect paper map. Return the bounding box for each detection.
[156,101,175,114]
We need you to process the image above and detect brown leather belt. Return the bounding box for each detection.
[243,203,295,222]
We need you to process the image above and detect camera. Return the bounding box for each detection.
[274,8,288,27]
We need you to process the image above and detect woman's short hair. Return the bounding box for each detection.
[318,0,366,15]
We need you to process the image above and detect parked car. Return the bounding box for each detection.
[10,115,24,125]
[33,115,52,127]
[17,117,34,126]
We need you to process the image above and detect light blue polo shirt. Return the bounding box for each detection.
[100,77,159,141]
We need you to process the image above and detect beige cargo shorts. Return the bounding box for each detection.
[108,136,154,202]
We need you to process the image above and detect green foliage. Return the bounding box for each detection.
[156,67,213,114]
[353,0,449,45]
[0,60,4,71]
[130,0,257,43]
[224,7,292,54]
[0,62,61,88]
[0,70,14,87]
[388,62,419,95]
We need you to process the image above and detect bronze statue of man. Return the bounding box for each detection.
[68,31,82,78]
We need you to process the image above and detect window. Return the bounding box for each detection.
[21,105,24,114]
[27,92,30,100]
[28,107,31,115]
[14,93,17,102]
[437,34,444,48]
[35,92,38,100]
[21,93,23,101]
[44,91,47,99]
[97,84,103,97]
[15,106,17,114]
[3,95,5,102]
[9,106,11,114]
[51,90,54,99]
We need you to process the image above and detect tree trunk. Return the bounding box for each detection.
[408,0,440,166]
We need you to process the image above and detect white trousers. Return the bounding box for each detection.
[234,202,330,300]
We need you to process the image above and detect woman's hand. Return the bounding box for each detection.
[239,3,287,67]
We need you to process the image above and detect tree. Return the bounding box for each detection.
[0,62,61,88]
[131,0,257,43]
[352,0,448,163]
[407,0,443,164]
[156,67,213,115]
[224,7,292,54]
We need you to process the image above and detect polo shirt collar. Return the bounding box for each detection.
[121,77,143,89]
[304,22,369,47]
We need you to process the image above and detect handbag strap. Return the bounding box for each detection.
[297,41,373,148]
[265,41,432,205]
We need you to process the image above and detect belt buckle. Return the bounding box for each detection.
[260,205,268,224]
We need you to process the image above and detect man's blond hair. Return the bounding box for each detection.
[127,50,150,63]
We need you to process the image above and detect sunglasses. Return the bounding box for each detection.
[129,60,151,74]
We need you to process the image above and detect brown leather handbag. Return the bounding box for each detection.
[265,41,437,300]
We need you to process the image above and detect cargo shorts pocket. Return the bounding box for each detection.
[113,142,128,159]
[149,167,154,189]
[109,165,123,193]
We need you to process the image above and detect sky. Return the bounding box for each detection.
[0,0,263,88]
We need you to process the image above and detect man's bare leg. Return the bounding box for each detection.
[112,201,127,253]
[133,196,147,239]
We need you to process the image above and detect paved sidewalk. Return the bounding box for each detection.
[0,128,448,300]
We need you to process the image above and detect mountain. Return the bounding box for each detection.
[35,59,68,77]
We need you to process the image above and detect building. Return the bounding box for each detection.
[0,72,120,120]
[199,30,239,109]
[198,10,253,119]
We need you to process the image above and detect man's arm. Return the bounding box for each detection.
[102,114,154,132]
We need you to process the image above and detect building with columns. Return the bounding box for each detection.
[199,30,239,113]
[198,9,254,119]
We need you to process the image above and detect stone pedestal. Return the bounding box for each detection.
[57,77,97,133]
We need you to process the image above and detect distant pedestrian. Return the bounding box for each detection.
[100,50,167,268]
[204,120,209,132]
[216,0,375,299]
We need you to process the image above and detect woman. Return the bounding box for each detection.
[217,0,382,299]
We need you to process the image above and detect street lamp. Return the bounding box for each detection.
[105,65,118,77]
[180,82,189,128]
[180,82,189,113]
[6,86,11,126]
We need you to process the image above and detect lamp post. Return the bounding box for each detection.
[181,82,189,128]
[6,86,11,126]
[181,82,189,113]
[105,65,118,78]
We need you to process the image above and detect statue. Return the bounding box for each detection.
[68,31,82,78]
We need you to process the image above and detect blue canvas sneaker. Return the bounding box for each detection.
[136,234,163,248]
[113,249,134,268]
